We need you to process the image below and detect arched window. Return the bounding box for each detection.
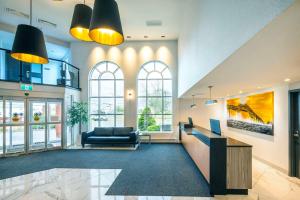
[89,61,124,128]
[137,61,173,132]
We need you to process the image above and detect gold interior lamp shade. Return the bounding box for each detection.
[11,24,49,64]
[89,28,124,46]
[89,0,124,46]
[69,4,92,42]
[70,27,92,42]
[11,52,48,64]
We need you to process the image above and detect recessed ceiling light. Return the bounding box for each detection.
[257,86,261,89]
[239,90,243,94]
[284,78,291,82]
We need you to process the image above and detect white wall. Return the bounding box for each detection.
[179,85,291,172]
[64,88,81,146]
[71,40,179,139]
[178,0,294,97]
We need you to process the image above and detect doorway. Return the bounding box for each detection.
[290,90,300,178]
[0,97,63,157]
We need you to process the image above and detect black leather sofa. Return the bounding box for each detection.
[81,127,139,148]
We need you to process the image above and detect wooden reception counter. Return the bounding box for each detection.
[179,123,252,195]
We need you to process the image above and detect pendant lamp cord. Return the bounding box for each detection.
[84,0,86,5]
[30,0,32,25]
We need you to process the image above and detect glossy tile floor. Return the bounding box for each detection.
[0,158,299,200]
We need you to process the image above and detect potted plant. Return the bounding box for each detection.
[67,102,88,135]
[33,112,42,122]
[12,113,20,122]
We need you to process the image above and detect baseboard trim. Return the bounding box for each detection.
[144,139,180,144]
[253,155,288,175]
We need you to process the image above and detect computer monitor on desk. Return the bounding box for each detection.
[181,117,193,129]
[210,119,221,135]
[188,117,193,127]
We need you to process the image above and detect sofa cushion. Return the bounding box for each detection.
[113,127,133,136]
[94,127,113,136]
[86,136,132,143]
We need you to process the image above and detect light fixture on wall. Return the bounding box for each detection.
[70,1,93,41]
[89,0,124,46]
[11,0,48,64]
[127,89,134,100]
[190,95,197,108]
[205,86,218,105]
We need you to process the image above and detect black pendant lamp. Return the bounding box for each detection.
[89,0,124,46]
[70,1,92,42]
[11,0,48,64]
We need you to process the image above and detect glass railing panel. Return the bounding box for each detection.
[65,63,79,89]
[42,60,63,86]
[0,49,21,82]
[31,63,43,84]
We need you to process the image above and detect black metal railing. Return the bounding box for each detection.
[0,48,80,90]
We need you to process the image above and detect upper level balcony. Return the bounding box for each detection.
[0,48,80,90]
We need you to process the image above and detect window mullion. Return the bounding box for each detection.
[114,79,116,127]
[98,78,101,127]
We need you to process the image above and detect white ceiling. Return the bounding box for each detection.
[0,0,182,42]
[181,0,300,99]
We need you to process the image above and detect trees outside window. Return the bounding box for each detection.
[137,61,173,132]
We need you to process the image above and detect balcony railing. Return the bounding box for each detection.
[0,48,80,90]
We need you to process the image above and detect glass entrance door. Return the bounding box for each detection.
[29,101,46,151]
[47,101,62,148]
[28,99,63,151]
[5,98,25,154]
[0,97,63,156]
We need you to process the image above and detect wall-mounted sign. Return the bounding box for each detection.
[20,84,33,91]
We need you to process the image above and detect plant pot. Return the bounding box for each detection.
[34,116,40,122]
[12,116,20,122]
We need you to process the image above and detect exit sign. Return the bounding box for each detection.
[20,84,33,91]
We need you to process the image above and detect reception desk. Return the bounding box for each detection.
[179,123,252,195]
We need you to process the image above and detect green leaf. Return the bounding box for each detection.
[67,102,88,127]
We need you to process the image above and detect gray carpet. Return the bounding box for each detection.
[0,144,211,197]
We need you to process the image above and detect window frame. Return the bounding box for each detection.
[137,61,173,133]
[89,61,124,128]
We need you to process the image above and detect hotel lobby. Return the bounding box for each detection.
[0,0,300,199]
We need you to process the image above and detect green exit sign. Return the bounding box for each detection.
[20,84,33,91]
